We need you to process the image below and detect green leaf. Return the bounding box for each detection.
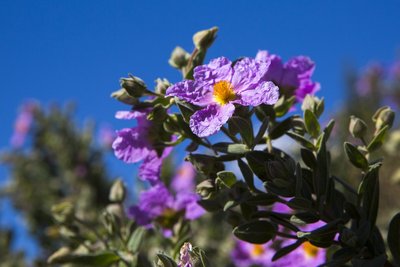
[273,96,295,117]
[176,99,195,123]
[245,151,272,181]
[238,159,255,191]
[156,254,178,267]
[253,117,269,147]
[300,148,317,169]
[127,227,146,253]
[323,119,335,140]
[269,117,294,140]
[216,171,237,188]
[230,116,254,147]
[48,251,120,266]
[212,142,250,154]
[367,125,389,152]
[286,131,316,150]
[272,240,304,262]
[314,133,328,200]
[287,197,312,210]
[388,213,400,266]
[344,142,369,170]
[304,109,320,138]
[358,164,381,231]
[233,220,276,244]
[245,193,278,206]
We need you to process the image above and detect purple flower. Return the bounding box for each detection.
[231,239,274,267]
[128,183,204,230]
[167,57,279,137]
[171,162,196,193]
[11,101,37,148]
[256,51,320,102]
[112,110,171,184]
[231,202,326,267]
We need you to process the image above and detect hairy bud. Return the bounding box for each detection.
[349,116,367,138]
[193,26,218,50]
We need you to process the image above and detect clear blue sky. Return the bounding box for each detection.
[1,0,400,259]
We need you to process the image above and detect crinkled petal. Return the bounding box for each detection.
[138,146,173,184]
[231,57,270,93]
[166,80,213,106]
[189,104,235,137]
[256,51,284,84]
[193,56,233,84]
[112,128,151,163]
[115,110,147,120]
[237,81,279,106]
[284,56,315,79]
[296,80,320,102]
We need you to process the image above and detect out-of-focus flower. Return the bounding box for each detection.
[231,239,273,267]
[355,63,384,97]
[231,202,326,267]
[128,183,204,230]
[98,124,115,148]
[11,101,37,148]
[112,110,172,184]
[171,162,196,193]
[255,51,320,102]
[167,56,279,137]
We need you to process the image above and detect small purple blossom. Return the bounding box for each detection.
[112,110,171,184]
[128,183,204,230]
[256,51,320,102]
[167,57,279,137]
[11,101,37,148]
[171,162,196,193]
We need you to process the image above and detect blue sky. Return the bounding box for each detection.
[1,0,400,259]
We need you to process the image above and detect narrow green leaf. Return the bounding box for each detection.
[238,159,255,191]
[344,142,369,170]
[156,254,178,267]
[128,227,146,253]
[388,213,400,266]
[233,220,276,244]
[216,171,237,188]
[286,131,316,150]
[272,240,304,261]
[304,109,320,138]
[367,125,389,152]
[48,252,120,266]
[230,116,254,147]
[269,117,294,140]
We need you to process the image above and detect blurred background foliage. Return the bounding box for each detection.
[0,58,399,266]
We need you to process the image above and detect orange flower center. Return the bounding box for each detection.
[213,81,236,105]
[251,244,265,257]
[303,242,319,258]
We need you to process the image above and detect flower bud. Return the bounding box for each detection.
[120,75,147,97]
[47,247,72,264]
[196,179,215,199]
[301,95,324,118]
[155,78,171,95]
[109,179,126,203]
[51,201,75,224]
[349,116,367,138]
[193,26,218,50]
[110,88,139,105]
[373,106,395,131]
[168,46,190,69]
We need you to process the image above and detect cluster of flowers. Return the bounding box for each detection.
[112,49,321,265]
[112,109,204,232]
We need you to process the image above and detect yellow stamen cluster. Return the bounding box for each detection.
[213,81,236,105]
[303,242,319,258]
[251,244,265,257]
